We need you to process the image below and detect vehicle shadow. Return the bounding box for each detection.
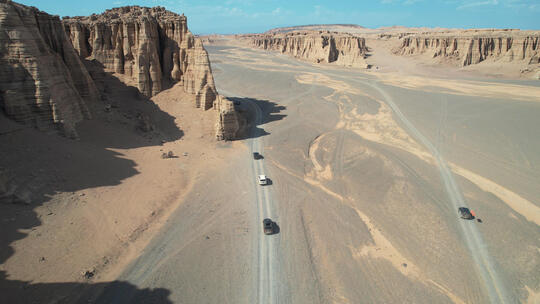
[226,97,286,140]
[263,178,273,186]
[272,222,280,235]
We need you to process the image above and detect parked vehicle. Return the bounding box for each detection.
[263,218,274,235]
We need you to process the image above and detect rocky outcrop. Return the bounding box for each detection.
[0,2,237,140]
[248,32,368,68]
[63,6,218,110]
[214,96,239,140]
[395,33,540,67]
[0,0,100,138]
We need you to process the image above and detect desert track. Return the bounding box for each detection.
[93,43,538,303]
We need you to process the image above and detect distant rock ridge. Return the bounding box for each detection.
[247,32,368,68]
[395,34,540,67]
[0,0,100,138]
[265,24,366,34]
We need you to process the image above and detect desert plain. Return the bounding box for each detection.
[1,2,539,304]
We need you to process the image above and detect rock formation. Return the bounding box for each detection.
[247,31,369,68]
[215,96,239,140]
[0,0,100,138]
[63,6,217,110]
[0,2,238,140]
[395,33,540,67]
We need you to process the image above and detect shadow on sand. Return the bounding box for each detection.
[227,97,286,140]
[272,222,280,235]
[0,59,182,303]
[0,274,173,303]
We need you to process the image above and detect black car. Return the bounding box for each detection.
[253,152,263,160]
[263,218,274,235]
[458,207,474,220]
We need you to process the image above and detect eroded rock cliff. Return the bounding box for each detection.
[248,31,368,68]
[0,0,100,138]
[395,32,540,67]
[0,2,237,140]
[63,6,217,110]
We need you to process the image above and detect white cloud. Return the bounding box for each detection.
[453,0,539,10]
[457,0,498,10]
[380,0,424,4]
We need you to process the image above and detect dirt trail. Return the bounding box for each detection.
[219,87,283,304]
[204,42,538,303]
[294,61,514,303]
[364,81,512,304]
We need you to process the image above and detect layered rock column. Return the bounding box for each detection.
[62,7,219,110]
[215,96,239,141]
[0,3,238,140]
[0,0,100,138]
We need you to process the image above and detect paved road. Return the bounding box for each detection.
[249,98,279,304]
[225,87,281,304]
[220,86,306,304]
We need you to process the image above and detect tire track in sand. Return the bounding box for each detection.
[361,80,512,304]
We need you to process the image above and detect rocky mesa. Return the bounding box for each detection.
[394,31,540,67]
[63,7,217,106]
[247,31,369,68]
[63,6,238,139]
[0,2,238,139]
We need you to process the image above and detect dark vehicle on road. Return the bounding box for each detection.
[253,152,263,160]
[458,207,474,220]
[263,218,274,235]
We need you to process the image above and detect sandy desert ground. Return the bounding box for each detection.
[1,34,539,303]
[0,69,244,303]
[82,38,540,303]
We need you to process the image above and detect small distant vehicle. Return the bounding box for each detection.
[263,218,274,235]
[258,175,268,185]
[253,152,263,160]
[458,207,474,220]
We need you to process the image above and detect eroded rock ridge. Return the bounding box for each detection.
[247,32,368,68]
[395,33,540,67]
[0,0,100,137]
[62,6,217,109]
[0,2,238,140]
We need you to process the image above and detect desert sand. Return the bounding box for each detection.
[1,3,539,303]
[84,39,540,303]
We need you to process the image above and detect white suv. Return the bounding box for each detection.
[258,175,268,185]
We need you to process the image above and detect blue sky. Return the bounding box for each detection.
[17,0,540,34]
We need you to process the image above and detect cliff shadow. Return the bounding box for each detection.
[0,273,172,304]
[0,59,184,302]
[82,59,184,147]
[227,97,286,140]
[156,31,186,93]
